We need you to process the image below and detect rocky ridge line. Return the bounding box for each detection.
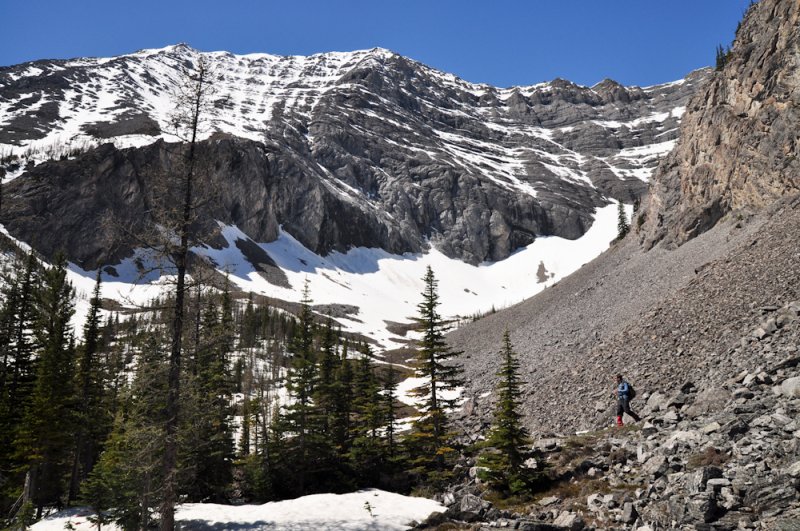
[0,45,705,268]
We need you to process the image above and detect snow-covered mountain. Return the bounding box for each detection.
[0,45,707,347]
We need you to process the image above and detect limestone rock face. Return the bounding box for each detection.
[640,0,800,248]
[0,136,421,270]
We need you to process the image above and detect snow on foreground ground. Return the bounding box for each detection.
[30,489,445,531]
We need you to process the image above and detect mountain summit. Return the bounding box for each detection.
[1,45,704,267]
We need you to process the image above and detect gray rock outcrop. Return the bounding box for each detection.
[640,0,800,249]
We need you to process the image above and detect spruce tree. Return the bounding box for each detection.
[160,55,214,531]
[408,266,463,481]
[239,292,259,349]
[282,280,319,495]
[382,362,400,460]
[617,201,630,240]
[315,319,339,425]
[330,341,354,454]
[478,331,536,495]
[83,333,167,530]
[15,253,76,517]
[348,346,384,486]
[182,287,235,503]
[0,280,19,395]
[715,44,729,70]
[69,272,110,502]
[0,270,24,509]
[0,254,38,441]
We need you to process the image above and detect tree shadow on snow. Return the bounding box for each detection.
[177,518,394,530]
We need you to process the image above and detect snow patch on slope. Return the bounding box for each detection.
[186,202,626,348]
[3,201,627,350]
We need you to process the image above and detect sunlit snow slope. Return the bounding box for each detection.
[58,203,629,348]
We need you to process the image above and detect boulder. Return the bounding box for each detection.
[706,478,732,490]
[688,466,723,494]
[743,478,798,515]
[688,492,720,523]
[622,502,639,524]
[538,496,561,507]
[552,511,585,530]
[459,493,492,521]
[586,493,604,512]
[644,391,669,412]
[722,418,749,438]
[684,388,730,418]
[661,410,680,424]
[642,455,668,478]
[784,460,800,477]
[774,376,800,398]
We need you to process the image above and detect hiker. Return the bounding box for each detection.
[613,374,640,426]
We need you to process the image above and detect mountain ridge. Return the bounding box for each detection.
[0,43,705,265]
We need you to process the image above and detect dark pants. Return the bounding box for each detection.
[617,397,640,421]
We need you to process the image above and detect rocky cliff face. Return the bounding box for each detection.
[0,45,704,268]
[0,135,417,271]
[640,0,800,249]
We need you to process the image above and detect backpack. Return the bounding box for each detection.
[627,382,637,400]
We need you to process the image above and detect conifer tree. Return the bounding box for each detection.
[15,253,76,517]
[282,280,319,494]
[267,405,290,494]
[478,331,536,495]
[382,362,400,460]
[715,44,729,70]
[0,280,19,394]
[315,320,339,425]
[0,268,24,507]
[617,201,630,240]
[330,341,354,454]
[83,333,167,530]
[183,287,235,502]
[160,54,215,531]
[239,395,253,456]
[408,266,463,480]
[69,272,110,502]
[239,292,259,349]
[0,253,38,431]
[348,346,384,485]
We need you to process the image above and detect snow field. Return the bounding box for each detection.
[30,489,445,531]
[184,202,627,349]
[43,201,628,348]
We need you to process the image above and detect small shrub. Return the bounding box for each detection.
[688,447,729,469]
[609,448,630,466]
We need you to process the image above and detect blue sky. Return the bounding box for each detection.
[1,1,751,87]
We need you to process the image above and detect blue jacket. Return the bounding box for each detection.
[617,381,630,399]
